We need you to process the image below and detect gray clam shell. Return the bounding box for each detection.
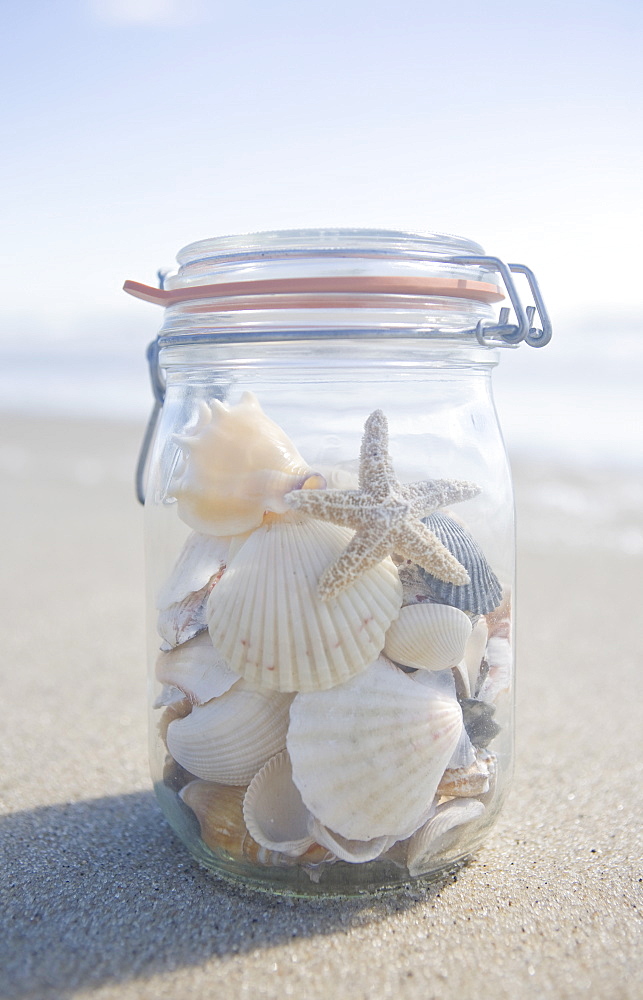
[419,513,503,615]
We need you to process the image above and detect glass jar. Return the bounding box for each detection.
[126,228,551,896]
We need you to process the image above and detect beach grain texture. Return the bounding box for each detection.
[0,416,641,1000]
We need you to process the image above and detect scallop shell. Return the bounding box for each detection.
[418,512,503,614]
[406,798,485,876]
[180,780,331,867]
[207,516,403,692]
[155,632,240,706]
[157,696,192,743]
[243,750,316,857]
[308,818,397,863]
[383,602,472,671]
[287,657,463,841]
[170,391,326,536]
[166,681,293,784]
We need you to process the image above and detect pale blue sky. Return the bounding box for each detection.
[2,0,642,340]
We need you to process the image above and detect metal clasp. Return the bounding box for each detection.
[135,337,165,505]
[445,256,552,348]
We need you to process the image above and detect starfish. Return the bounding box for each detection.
[284,409,480,600]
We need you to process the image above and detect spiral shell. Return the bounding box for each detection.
[170,391,326,536]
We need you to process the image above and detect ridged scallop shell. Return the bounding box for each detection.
[418,512,503,614]
[166,681,293,784]
[287,657,463,841]
[406,798,485,876]
[384,602,472,671]
[308,818,397,863]
[155,631,241,706]
[170,391,326,536]
[158,696,192,743]
[207,517,403,692]
[243,750,316,857]
[180,780,331,867]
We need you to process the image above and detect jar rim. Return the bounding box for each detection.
[174,227,486,265]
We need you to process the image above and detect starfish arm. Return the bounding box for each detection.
[358,409,395,500]
[393,521,470,585]
[402,479,480,517]
[317,523,395,600]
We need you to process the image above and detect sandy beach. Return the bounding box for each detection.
[1,414,641,1000]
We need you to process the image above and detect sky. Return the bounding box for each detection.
[1,0,642,460]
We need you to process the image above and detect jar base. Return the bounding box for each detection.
[155,779,483,898]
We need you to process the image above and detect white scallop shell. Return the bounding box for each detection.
[406,798,485,876]
[287,657,463,841]
[166,681,293,784]
[155,631,241,706]
[383,602,472,671]
[242,750,316,857]
[464,616,489,694]
[307,818,397,864]
[170,391,326,536]
[207,516,403,692]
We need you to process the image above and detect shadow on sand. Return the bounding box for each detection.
[0,790,460,999]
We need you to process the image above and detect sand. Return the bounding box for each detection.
[0,415,641,1000]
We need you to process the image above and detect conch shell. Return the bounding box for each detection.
[171,391,326,536]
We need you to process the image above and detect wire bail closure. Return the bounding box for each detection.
[133,254,552,503]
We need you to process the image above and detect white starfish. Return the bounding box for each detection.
[285,409,480,600]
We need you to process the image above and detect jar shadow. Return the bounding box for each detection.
[0,790,462,999]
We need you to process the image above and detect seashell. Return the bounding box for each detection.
[207,516,403,692]
[384,602,472,671]
[476,635,512,703]
[406,798,485,876]
[459,697,502,748]
[157,696,192,743]
[287,657,463,841]
[464,617,489,694]
[162,756,196,793]
[166,681,293,784]
[156,534,228,648]
[446,724,476,770]
[155,632,240,706]
[170,391,326,536]
[437,754,490,798]
[156,533,229,609]
[180,780,332,867]
[451,661,471,700]
[308,818,397,864]
[243,751,316,858]
[418,512,503,614]
[486,590,512,638]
